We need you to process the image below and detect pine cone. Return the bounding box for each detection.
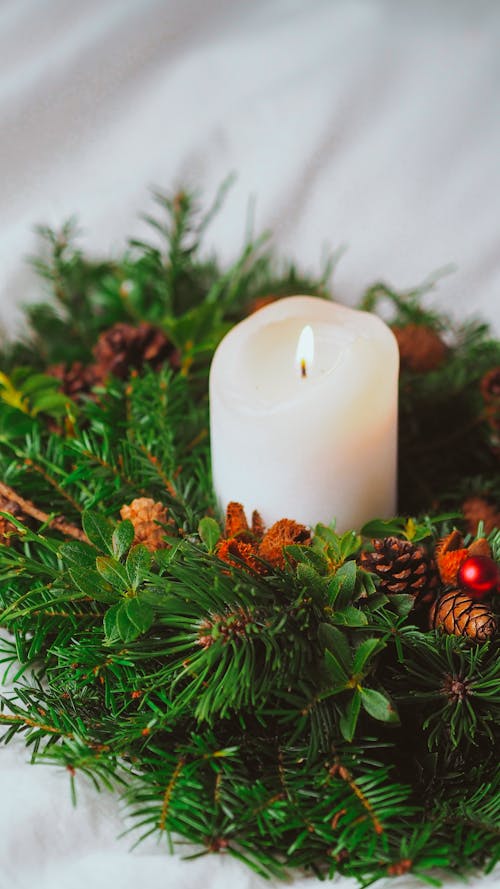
[392,324,447,373]
[258,518,311,569]
[359,536,439,602]
[462,496,500,537]
[430,590,497,641]
[47,361,98,400]
[0,496,23,545]
[480,367,500,402]
[93,322,179,380]
[120,497,170,551]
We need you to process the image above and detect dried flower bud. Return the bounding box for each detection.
[435,530,469,586]
[258,518,311,569]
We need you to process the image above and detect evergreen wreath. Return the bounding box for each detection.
[0,185,499,884]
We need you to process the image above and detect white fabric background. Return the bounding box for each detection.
[0,1,499,888]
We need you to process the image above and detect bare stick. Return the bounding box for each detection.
[0,481,88,542]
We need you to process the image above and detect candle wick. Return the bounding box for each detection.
[301,359,307,378]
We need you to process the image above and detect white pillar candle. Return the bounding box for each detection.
[209,296,399,531]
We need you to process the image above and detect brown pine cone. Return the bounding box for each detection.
[120,497,171,551]
[258,518,311,569]
[392,324,447,373]
[93,322,179,380]
[480,367,500,402]
[47,361,98,400]
[430,590,497,641]
[359,536,439,602]
[0,496,23,545]
[462,496,500,537]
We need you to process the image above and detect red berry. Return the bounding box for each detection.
[457,555,499,599]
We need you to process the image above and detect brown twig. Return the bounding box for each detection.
[0,481,87,542]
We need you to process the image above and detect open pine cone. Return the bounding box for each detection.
[47,361,99,400]
[462,496,500,537]
[359,536,439,603]
[480,367,500,402]
[120,497,171,551]
[93,322,179,380]
[392,324,447,373]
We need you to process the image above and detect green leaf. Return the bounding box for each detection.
[103,602,122,642]
[31,392,71,417]
[0,405,34,438]
[318,623,352,672]
[386,593,415,618]
[112,521,135,559]
[333,559,357,608]
[20,373,59,395]
[126,544,152,591]
[60,541,97,569]
[360,687,399,723]
[291,547,329,574]
[360,517,408,538]
[135,584,172,606]
[70,567,118,603]
[82,511,114,554]
[339,689,361,741]
[364,592,389,611]
[324,648,349,685]
[313,523,340,547]
[112,599,154,643]
[352,638,385,675]
[339,530,362,560]
[295,563,327,601]
[95,556,130,591]
[198,517,221,553]
[124,597,154,634]
[332,605,368,627]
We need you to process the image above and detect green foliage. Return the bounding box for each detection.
[0,185,499,884]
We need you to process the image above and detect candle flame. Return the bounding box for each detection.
[296,325,314,378]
